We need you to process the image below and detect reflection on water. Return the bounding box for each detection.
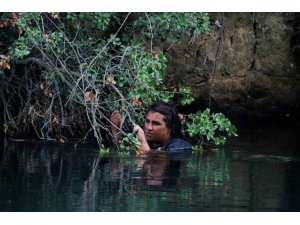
[0,122,300,211]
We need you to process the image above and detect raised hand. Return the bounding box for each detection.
[111,110,121,137]
[133,125,150,151]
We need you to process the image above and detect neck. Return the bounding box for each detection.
[150,138,171,148]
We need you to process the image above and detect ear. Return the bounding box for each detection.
[167,127,172,135]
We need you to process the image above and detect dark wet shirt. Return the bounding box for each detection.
[152,138,192,153]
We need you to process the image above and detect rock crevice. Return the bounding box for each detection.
[165,13,300,119]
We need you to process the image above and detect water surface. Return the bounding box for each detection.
[0,121,300,211]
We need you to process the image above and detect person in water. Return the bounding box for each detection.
[110,101,192,152]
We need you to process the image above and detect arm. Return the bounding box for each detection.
[133,125,150,152]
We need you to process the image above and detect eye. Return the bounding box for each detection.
[152,121,161,126]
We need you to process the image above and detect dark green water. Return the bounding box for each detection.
[1,121,300,212]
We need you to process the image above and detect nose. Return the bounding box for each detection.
[144,121,153,131]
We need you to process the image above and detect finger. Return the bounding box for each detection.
[133,125,141,134]
[111,110,119,116]
[111,111,121,121]
[133,125,138,132]
[112,114,120,119]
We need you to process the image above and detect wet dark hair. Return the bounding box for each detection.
[146,101,182,138]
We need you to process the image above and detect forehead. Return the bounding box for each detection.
[146,111,165,121]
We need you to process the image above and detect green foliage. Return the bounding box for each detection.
[65,12,112,31]
[126,46,171,106]
[11,37,31,58]
[133,12,210,42]
[192,145,204,153]
[119,133,141,155]
[179,86,195,106]
[99,144,111,156]
[182,109,238,146]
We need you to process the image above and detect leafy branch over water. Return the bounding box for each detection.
[182,109,238,146]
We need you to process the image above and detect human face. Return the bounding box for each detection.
[144,111,171,144]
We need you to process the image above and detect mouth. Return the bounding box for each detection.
[145,132,153,139]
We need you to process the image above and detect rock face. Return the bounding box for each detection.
[164,13,300,119]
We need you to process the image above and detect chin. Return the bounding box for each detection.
[145,134,153,140]
[146,136,153,142]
